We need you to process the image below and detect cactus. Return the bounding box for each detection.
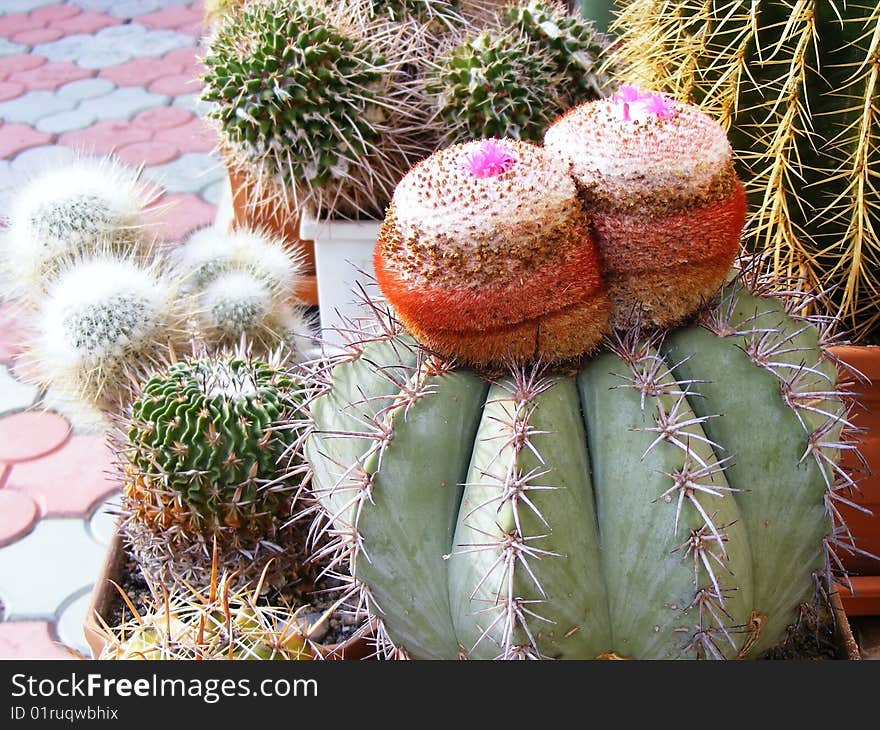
[2,156,155,302]
[608,0,880,343]
[22,255,189,411]
[201,0,430,219]
[544,87,747,329]
[426,0,611,144]
[374,138,611,365]
[303,270,858,659]
[117,350,310,591]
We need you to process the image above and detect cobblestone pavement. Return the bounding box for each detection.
[0,0,221,658]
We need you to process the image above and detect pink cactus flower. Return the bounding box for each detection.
[464,139,518,178]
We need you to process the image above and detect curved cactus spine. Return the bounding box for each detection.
[302,271,857,659]
[2,156,156,302]
[608,1,880,343]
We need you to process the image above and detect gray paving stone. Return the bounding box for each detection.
[0,518,106,620]
[56,586,93,658]
[87,493,121,546]
[0,366,38,414]
[36,107,99,135]
[0,0,57,15]
[74,46,133,71]
[201,179,224,207]
[57,77,116,103]
[106,0,162,17]
[127,29,194,59]
[11,144,77,175]
[145,152,222,194]
[31,34,93,64]
[68,0,118,12]
[173,92,211,116]
[79,86,169,122]
[93,23,150,43]
[0,40,27,58]
[0,90,75,125]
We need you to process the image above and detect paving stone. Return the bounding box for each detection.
[67,0,116,13]
[0,365,39,416]
[148,71,199,96]
[7,434,118,517]
[0,490,39,547]
[35,105,98,134]
[172,91,210,116]
[126,28,194,58]
[0,517,106,619]
[87,492,120,546]
[0,88,75,123]
[59,118,151,155]
[155,115,215,153]
[98,54,182,87]
[0,464,8,489]
[201,178,224,207]
[0,411,71,465]
[116,139,178,166]
[0,123,52,161]
[11,27,64,45]
[0,40,28,58]
[145,151,220,194]
[74,44,133,70]
[31,33,92,63]
[137,5,202,30]
[0,0,59,16]
[52,10,120,36]
[176,20,203,36]
[0,54,45,80]
[92,21,149,42]
[105,0,162,18]
[162,44,200,69]
[0,14,45,38]
[0,301,33,363]
[0,80,24,101]
[55,586,94,657]
[30,4,80,24]
[10,142,76,173]
[149,191,216,241]
[132,103,189,130]
[56,75,114,102]
[80,85,167,120]
[9,59,91,91]
[0,621,77,659]
[39,385,108,436]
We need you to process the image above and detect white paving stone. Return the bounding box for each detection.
[0,365,38,414]
[32,34,94,64]
[201,179,224,207]
[0,0,57,15]
[94,23,151,43]
[68,0,118,12]
[0,518,106,620]
[0,39,27,57]
[57,78,116,103]
[126,29,194,58]
[79,86,169,121]
[0,90,75,125]
[87,493,121,546]
[11,144,77,175]
[106,0,162,18]
[74,46,133,70]
[172,92,211,116]
[145,152,222,194]
[36,107,99,135]
[56,586,94,658]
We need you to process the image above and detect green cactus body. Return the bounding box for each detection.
[305,279,850,659]
[120,354,306,590]
[610,0,880,342]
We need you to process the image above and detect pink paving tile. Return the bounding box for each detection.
[0,622,79,659]
[10,60,91,91]
[7,434,118,518]
[0,55,45,82]
[0,464,9,489]
[162,45,200,70]
[132,104,190,131]
[154,116,216,153]
[178,21,206,37]
[0,411,71,465]
[115,140,179,167]
[149,192,217,241]
[98,55,183,87]
[0,81,24,102]
[0,14,45,38]
[148,72,199,96]
[0,489,39,547]
[0,123,52,160]
[11,27,63,45]
[51,11,120,36]
[137,5,203,31]
[30,4,80,24]
[59,119,151,156]
[0,301,34,363]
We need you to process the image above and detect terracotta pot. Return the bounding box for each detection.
[226,164,319,307]
[829,345,880,615]
[82,523,374,660]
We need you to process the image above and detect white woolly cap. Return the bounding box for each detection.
[199,269,273,333]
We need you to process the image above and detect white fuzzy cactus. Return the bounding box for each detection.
[23,255,190,410]
[2,156,155,301]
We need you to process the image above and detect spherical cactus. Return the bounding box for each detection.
[117,351,310,591]
[426,1,611,144]
[23,255,189,411]
[2,156,155,302]
[374,138,611,365]
[201,0,430,218]
[304,272,857,659]
[544,86,747,329]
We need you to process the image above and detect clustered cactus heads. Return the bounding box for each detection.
[544,85,747,329]
[118,350,308,591]
[201,0,430,219]
[304,271,858,659]
[374,138,610,365]
[608,1,880,343]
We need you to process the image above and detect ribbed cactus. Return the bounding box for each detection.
[544,87,746,328]
[2,157,154,302]
[375,138,610,365]
[427,1,611,143]
[304,272,857,659]
[609,0,880,343]
[118,351,309,591]
[201,0,430,218]
[22,255,189,411]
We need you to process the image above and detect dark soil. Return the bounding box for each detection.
[759,596,848,660]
